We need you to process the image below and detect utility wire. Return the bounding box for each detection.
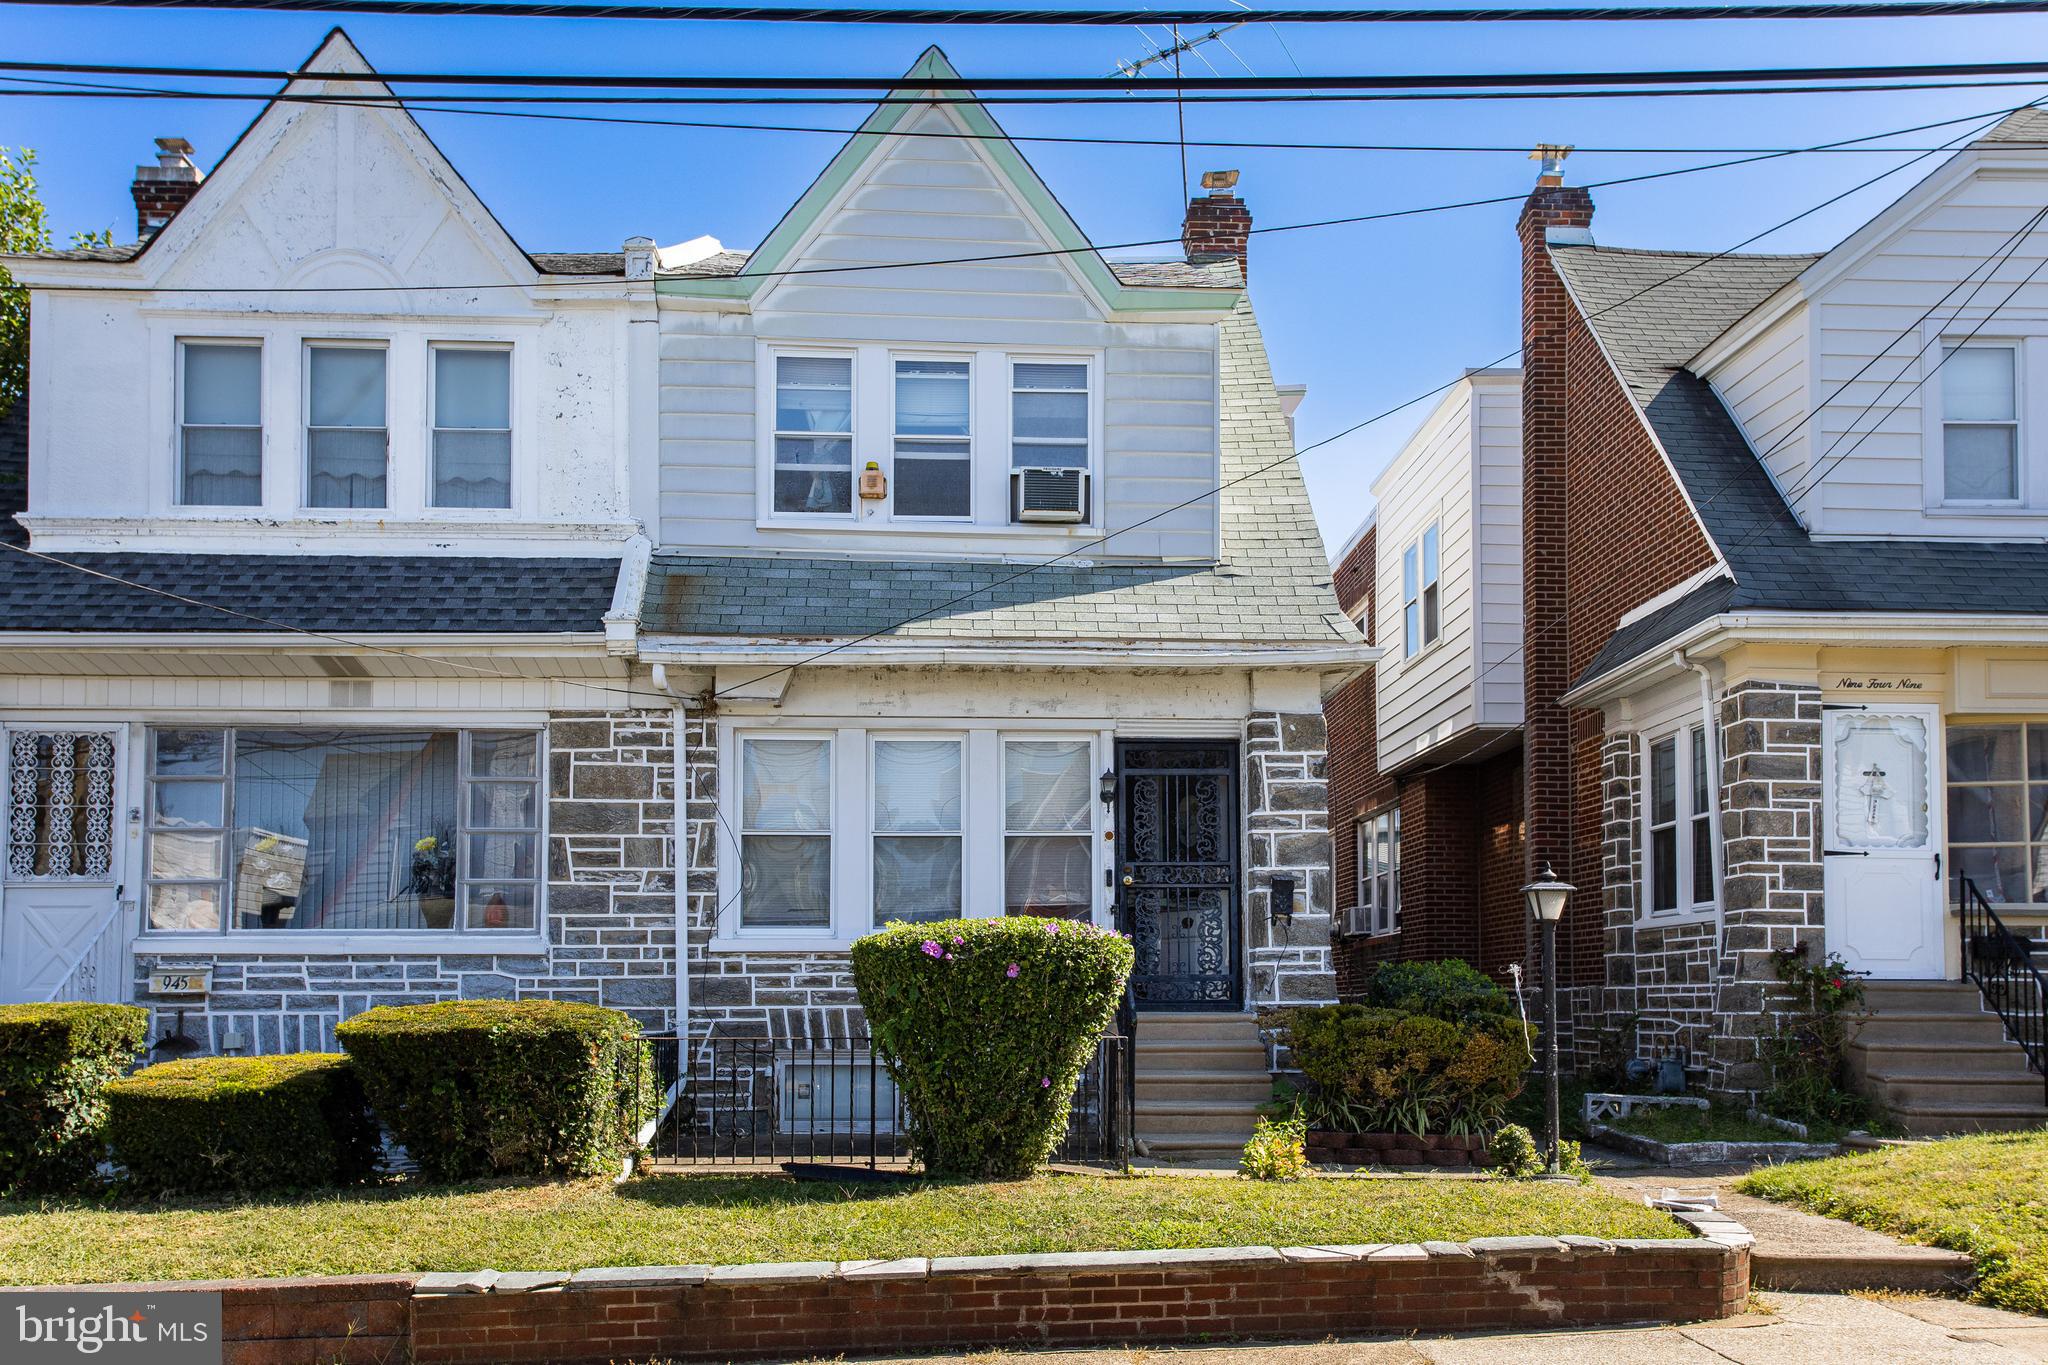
[19,0,2048,22]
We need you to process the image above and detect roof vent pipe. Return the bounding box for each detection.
[1530,144,1574,187]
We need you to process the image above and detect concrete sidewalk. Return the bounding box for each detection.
[802,1292,2048,1364]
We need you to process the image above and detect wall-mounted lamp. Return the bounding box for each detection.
[1099,767,1118,807]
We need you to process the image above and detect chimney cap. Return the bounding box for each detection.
[155,136,194,156]
[1200,168,1240,196]
[1529,143,1573,185]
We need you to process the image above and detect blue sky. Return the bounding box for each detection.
[9,5,2048,554]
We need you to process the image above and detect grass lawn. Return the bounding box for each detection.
[0,1172,1685,1287]
[1740,1129,2048,1317]
[1609,1104,1808,1146]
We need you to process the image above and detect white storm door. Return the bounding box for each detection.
[1,727,127,1004]
[1821,704,1945,979]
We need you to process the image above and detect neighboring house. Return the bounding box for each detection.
[1330,114,2048,1131]
[0,36,1368,1146]
[0,30,656,1050]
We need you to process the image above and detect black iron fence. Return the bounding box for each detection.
[627,1029,1133,1169]
[1957,874,2048,1104]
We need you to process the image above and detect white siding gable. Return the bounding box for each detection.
[657,100,1223,562]
[14,33,641,556]
[1370,371,1523,771]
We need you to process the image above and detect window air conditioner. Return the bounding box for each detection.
[1012,466,1088,523]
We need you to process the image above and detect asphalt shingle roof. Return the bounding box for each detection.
[1553,240,2048,685]
[641,298,1355,648]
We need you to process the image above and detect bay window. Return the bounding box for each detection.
[1942,343,2020,503]
[740,736,833,927]
[431,344,512,509]
[871,738,963,924]
[1643,723,1716,919]
[1003,739,1093,918]
[773,355,855,515]
[306,344,389,509]
[1947,722,2048,905]
[178,340,262,506]
[893,359,972,518]
[144,727,541,935]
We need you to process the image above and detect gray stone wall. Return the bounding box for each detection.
[1245,710,1336,1007]
[134,708,680,1054]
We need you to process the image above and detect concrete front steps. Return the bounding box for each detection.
[1850,980,2048,1136]
[1132,1011,1271,1161]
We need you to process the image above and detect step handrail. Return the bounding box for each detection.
[1955,874,2048,1105]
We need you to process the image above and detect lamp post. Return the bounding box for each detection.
[1521,862,1574,1176]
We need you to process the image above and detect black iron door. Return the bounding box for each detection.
[1115,740,1241,1010]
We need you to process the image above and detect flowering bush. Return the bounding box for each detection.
[850,916,1133,1177]
[1761,943,1876,1128]
[1239,1112,1308,1181]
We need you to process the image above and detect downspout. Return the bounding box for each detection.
[1676,650,1726,945]
[652,662,690,1042]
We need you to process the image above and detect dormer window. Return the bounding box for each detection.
[430,344,512,509]
[1942,343,2020,503]
[893,358,972,518]
[773,355,855,515]
[177,340,262,507]
[306,343,389,509]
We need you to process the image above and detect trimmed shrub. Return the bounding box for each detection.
[851,917,1134,1177]
[1239,1113,1307,1181]
[1363,959,1512,1023]
[104,1052,379,1194]
[1281,1004,1529,1136]
[0,1002,149,1196]
[336,1000,644,1181]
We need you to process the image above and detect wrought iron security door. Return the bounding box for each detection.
[1116,741,1241,1010]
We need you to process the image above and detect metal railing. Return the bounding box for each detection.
[631,1029,1133,1170]
[1956,874,2048,1104]
[45,898,126,1004]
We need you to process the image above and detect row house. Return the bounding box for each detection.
[1328,116,2048,1132]
[0,31,1367,1155]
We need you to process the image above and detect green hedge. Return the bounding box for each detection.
[104,1052,379,1194]
[0,1003,149,1196]
[1362,959,1513,1023]
[336,1000,646,1181]
[1282,1004,1529,1136]
[851,917,1133,1177]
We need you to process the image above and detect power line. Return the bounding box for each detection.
[18,0,2048,22]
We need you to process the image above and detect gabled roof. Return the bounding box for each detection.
[655,47,1240,315]
[1554,240,2048,686]
[640,299,1358,650]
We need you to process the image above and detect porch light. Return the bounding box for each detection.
[1522,863,1574,923]
[1099,767,1118,806]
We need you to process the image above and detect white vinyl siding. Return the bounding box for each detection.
[1707,306,1811,497]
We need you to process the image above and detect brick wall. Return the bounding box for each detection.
[1327,525,1398,998]
[1474,750,1529,978]
[40,1236,1743,1365]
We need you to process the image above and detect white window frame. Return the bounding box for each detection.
[139,724,546,943]
[1935,339,2024,508]
[1402,522,1441,660]
[868,732,966,927]
[1640,723,1718,922]
[763,348,858,522]
[175,337,264,509]
[1008,356,1093,472]
[302,339,391,513]
[1349,806,1399,937]
[889,352,976,523]
[426,340,515,513]
[734,730,839,937]
[998,733,1100,922]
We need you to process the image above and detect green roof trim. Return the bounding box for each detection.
[656,47,1241,315]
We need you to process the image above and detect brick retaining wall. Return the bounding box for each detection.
[10,1229,1750,1365]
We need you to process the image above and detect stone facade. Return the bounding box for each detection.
[1245,709,1336,1006]
[135,708,680,1053]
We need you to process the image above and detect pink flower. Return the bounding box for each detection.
[944,952,955,961]
[1045,922,1061,935]
[921,941,943,959]
[951,934,965,946]
[1040,1077,1052,1088]
[1006,963,1021,979]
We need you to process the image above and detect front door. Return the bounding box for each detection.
[1116,740,1241,1010]
[1822,704,1945,979]
[2,728,127,1003]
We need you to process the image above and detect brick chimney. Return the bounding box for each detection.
[1182,169,1251,278]
[131,138,203,238]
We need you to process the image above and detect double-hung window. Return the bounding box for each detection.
[177,340,262,506]
[773,356,855,516]
[871,738,963,924]
[143,727,541,935]
[1003,739,1094,919]
[1644,724,1716,918]
[306,344,389,509]
[1350,807,1399,936]
[740,736,833,928]
[1402,523,1441,658]
[431,344,512,509]
[893,359,972,518]
[1942,343,2020,503]
[1011,362,1090,470]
